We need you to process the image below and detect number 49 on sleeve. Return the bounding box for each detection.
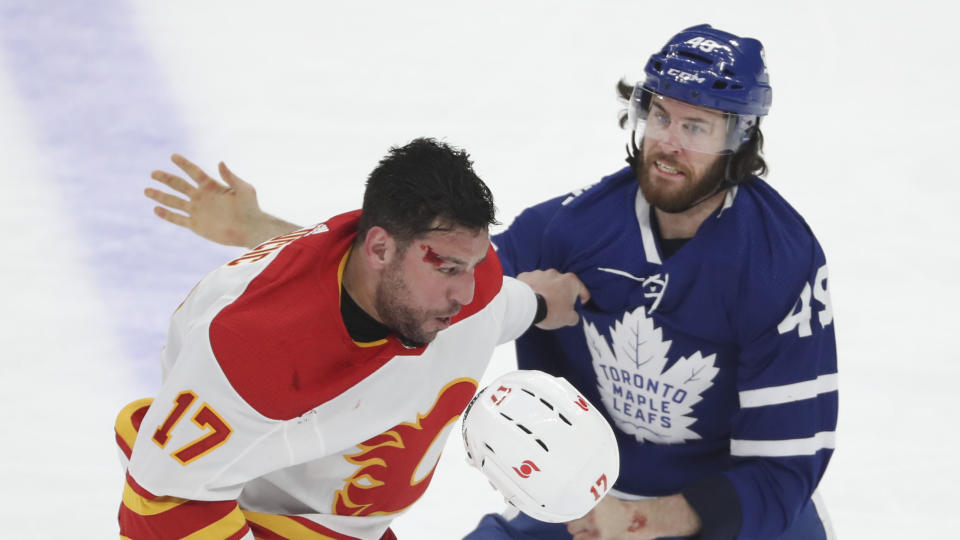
[152,391,233,465]
[777,264,833,338]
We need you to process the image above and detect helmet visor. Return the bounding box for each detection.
[626,86,757,154]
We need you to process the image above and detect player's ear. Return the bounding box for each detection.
[362,226,396,270]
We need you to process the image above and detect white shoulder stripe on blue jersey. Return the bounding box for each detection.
[716,185,738,218]
[634,190,661,265]
[812,490,837,540]
[731,431,836,457]
[738,373,838,408]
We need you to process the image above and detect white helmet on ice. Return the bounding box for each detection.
[461,370,620,523]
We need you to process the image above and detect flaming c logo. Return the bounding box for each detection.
[490,385,512,406]
[333,378,478,516]
[575,396,590,411]
[512,460,540,478]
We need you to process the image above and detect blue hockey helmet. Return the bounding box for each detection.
[625,24,772,154]
[642,24,772,117]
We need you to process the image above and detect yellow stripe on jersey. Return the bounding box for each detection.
[121,480,188,516]
[181,506,248,540]
[243,510,341,539]
[352,338,388,348]
[115,397,154,450]
[336,247,388,349]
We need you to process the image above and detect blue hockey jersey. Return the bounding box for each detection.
[492,167,838,539]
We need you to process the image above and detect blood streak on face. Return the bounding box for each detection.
[421,244,445,267]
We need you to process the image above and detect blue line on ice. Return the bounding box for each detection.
[0,0,233,384]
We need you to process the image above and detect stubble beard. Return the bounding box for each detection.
[637,151,728,214]
[374,259,454,348]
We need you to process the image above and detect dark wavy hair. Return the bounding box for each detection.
[617,79,768,182]
[357,138,498,247]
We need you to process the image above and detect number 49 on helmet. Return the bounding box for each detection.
[461,370,620,523]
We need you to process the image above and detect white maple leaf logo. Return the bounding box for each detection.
[584,305,718,444]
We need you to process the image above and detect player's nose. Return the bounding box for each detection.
[661,128,685,152]
[450,272,475,306]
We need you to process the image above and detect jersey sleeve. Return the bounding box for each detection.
[686,245,838,540]
[488,276,540,345]
[491,194,568,277]
[116,396,258,539]
[118,322,287,539]
[119,331,368,540]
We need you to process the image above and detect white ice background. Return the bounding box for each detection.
[0,1,957,538]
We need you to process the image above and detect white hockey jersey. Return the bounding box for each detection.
[115,210,538,539]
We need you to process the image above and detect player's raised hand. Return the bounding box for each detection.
[517,269,590,330]
[146,154,261,247]
[146,154,299,248]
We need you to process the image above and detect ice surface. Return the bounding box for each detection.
[1,0,957,537]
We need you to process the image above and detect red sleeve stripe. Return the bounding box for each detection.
[124,472,160,499]
[180,508,250,540]
[120,498,247,539]
[115,398,154,460]
[243,510,362,540]
[222,526,253,540]
[121,482,187,517]
[121,473,187,515]
[120,473,247,539]
[120,517,250,540]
